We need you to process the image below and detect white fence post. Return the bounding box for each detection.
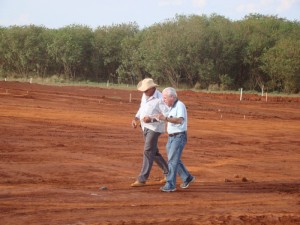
[240,88,243,101]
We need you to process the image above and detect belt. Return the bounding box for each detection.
[169,131,186,137]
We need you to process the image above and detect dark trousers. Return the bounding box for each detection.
[138,128,169,182]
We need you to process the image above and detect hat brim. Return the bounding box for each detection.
[137,83,159,92]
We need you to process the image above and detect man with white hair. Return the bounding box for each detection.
[131,78,169,187]
[157,87,195,192]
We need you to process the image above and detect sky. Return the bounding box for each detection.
[0,0,299,29]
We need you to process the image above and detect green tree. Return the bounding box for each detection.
[261,38,300,93]
[93,23,139,83]
[117,31,142,85]
[0,14,299,93]
[47,25,94,80]
[239,14,288,91]
[207,15,244,89]
[138,15,210,88]
[0,25,49,78]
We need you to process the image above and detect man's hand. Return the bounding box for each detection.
[156,114,166,121]
[142,116,152,123]
[131,118,140,128]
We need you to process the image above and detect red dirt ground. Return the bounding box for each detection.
[0,81,299,225]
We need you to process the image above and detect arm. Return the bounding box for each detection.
[156,114,183,124]
[132,95,144,128]
[131,117,140,128]
[164,116,183,124]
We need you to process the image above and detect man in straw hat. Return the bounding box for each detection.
[131,78,169,187]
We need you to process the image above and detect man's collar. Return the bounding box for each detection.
[171,99,178,108]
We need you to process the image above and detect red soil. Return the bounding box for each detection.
[0,81,299,225]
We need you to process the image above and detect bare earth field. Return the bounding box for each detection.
[0,81,299,225]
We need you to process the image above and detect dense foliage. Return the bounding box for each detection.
[0,14,299,93]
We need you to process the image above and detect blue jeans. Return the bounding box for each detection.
[138,128,169,182]
[164,132,192,189]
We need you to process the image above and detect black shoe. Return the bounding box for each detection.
[180,176,195,189]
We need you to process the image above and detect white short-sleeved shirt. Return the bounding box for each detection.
[135,89,168,133]
[167,100,187,134]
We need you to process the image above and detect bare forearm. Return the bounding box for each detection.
[164,116,183,124]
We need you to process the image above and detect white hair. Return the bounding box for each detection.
[163,87,177,98]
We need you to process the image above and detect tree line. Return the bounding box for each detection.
[0,13,299,93]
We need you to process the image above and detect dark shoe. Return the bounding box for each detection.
[160,186,176,192]
[180,176,195,189]
[131,180,146,187]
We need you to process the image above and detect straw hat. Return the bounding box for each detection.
[137,78,159,91]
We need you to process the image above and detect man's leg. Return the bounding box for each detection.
[138,128,160,182]
[153,133,169,176]
[163,135,185,189]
